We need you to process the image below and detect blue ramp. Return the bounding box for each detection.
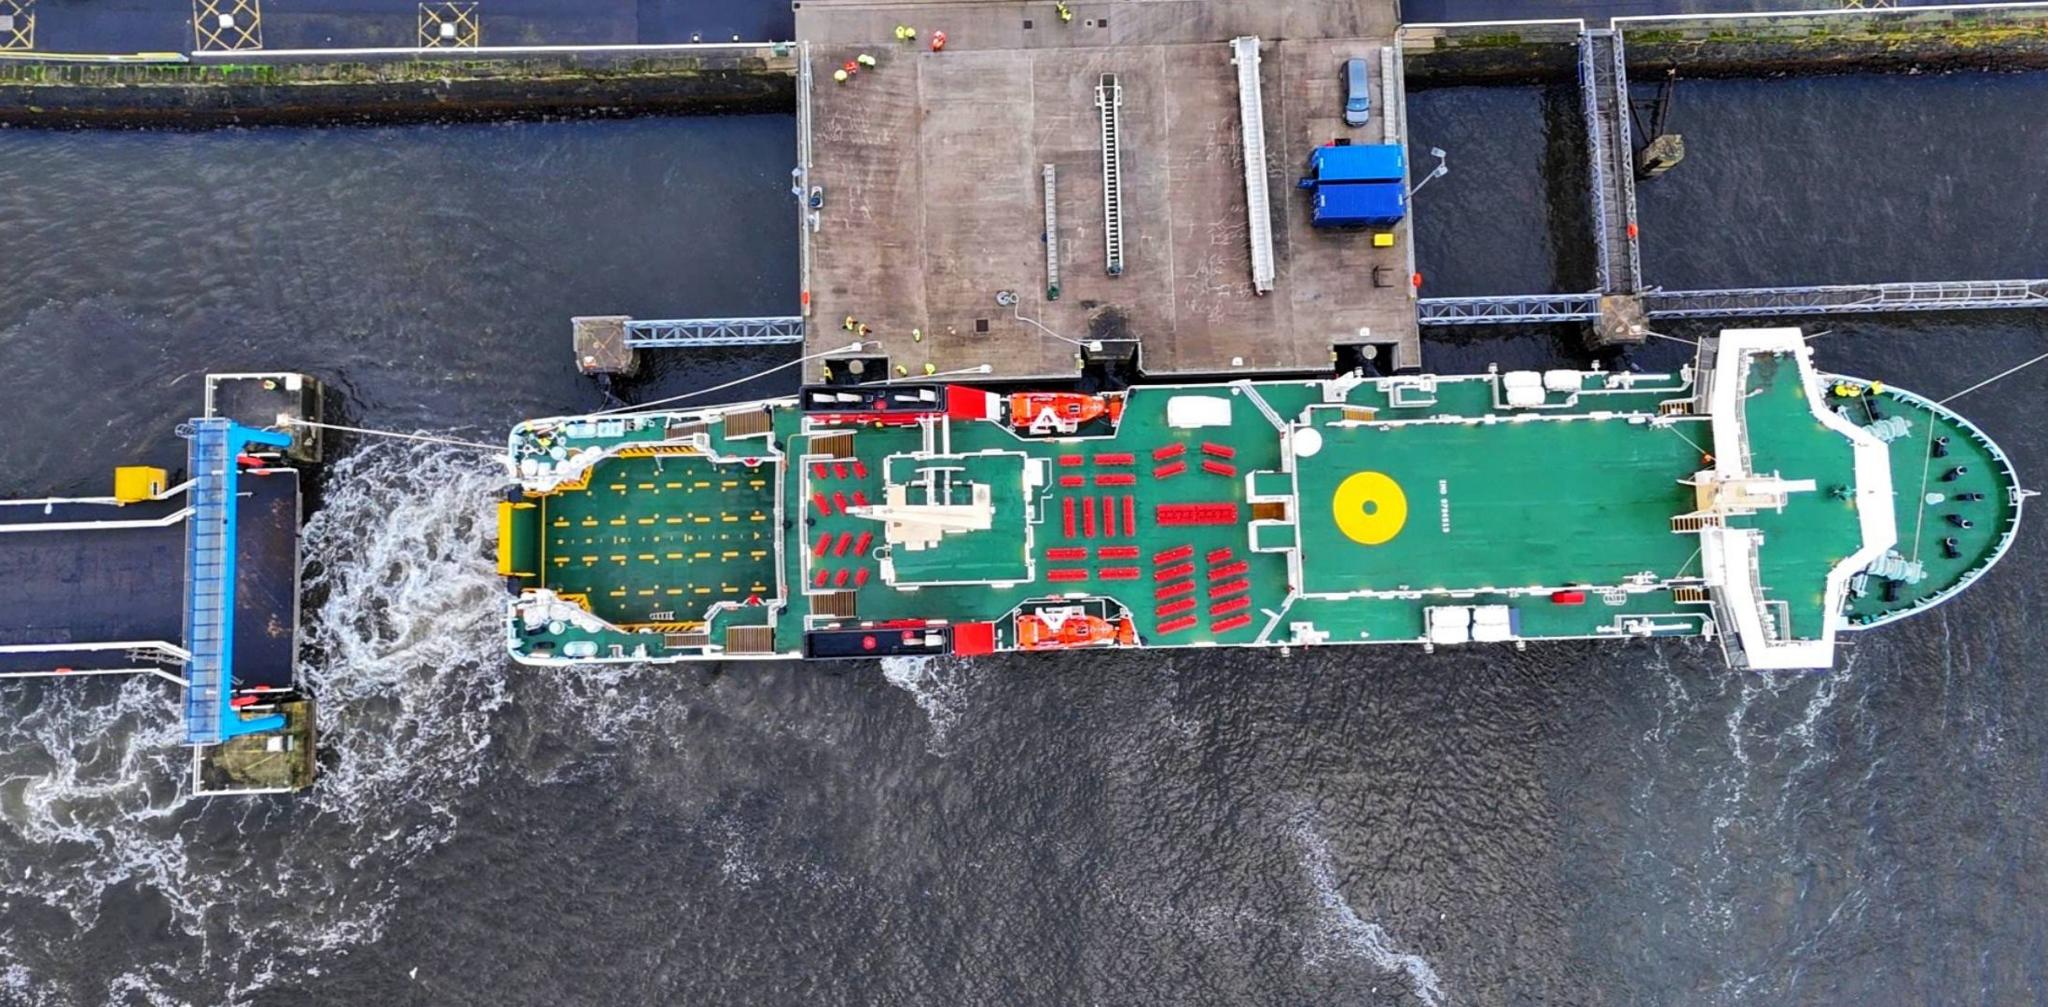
[179,419,292,746]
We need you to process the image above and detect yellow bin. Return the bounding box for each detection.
[113,466,168,503]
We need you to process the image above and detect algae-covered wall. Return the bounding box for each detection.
[1624,9,2048,78]
[0,49,796,127]
[1401,8,2048,86]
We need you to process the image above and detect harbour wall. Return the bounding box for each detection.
[0,48,794,127]
[1403,7,2048,85]
[2,6,2043,125]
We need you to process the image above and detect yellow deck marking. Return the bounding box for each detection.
[750,550,767,560]
[581,517,598,527]
[666,516,684,525]
[666,482,684,489]
[722,514,739,523]
[723,585,739,594]
[639,553,657,562]
[749,480,766,489]
[694,587,712,594]
[552,517,569,528]
[693,481,710,489]
[693,516,711,524]
[638,517,656,525]
[609,588,627,597]
[553,556,569,566]
[639,483,655,490]
[1332,471,1408,546]
[610,554,628,564]
[608,516,627,526]
[581,556,599,564]
[638,589,656,596]
[693,551,711,559]
[666,551,684,560]
[667,588,684,595]
[721,481,738,490]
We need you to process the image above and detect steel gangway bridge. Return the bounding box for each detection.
[1420,279,2048,326]
[1580,28,1642,297]
[622,317,806,348]
[1419,27,2048,338]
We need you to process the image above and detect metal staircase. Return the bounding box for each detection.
[1231,36,1275,294]
[177,418,290,746]
[1096,73,1126,277]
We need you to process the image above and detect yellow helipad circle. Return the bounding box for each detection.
[1332,471,1408,545]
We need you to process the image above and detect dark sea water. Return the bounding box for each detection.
[1,73,2045,1006]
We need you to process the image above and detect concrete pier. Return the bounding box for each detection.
[797,0,1419,380]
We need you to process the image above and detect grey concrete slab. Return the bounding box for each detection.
[801,1,1422,380]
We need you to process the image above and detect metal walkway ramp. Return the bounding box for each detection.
[1418,278,2048,325]
[1231,36,1275,295]
[623,317,805,348]
[1097,73,1126,277]
[179,418,290,746]
[1580,29,1641,296]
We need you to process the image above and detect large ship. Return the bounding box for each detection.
[497,329,2024,670]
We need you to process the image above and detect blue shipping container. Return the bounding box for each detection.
[1307,144,1407,185]
[1312,181,1407,227]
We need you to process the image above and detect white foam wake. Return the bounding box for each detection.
[1294,814,1446,1007]
[879,655,973,755]
[0,440,511,1003]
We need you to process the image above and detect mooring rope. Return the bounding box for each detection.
[1939,347,2048,405]
[594,340,870,416]
[279,418,501,452]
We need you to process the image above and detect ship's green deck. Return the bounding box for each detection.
[1293,416,1705,595]
[769,374,1730,651]
[504,353,2021,664]
[535,455,776,626]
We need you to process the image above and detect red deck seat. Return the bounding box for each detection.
[1210,596,1250,616]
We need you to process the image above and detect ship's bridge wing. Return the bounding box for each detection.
[1692,329,1896,670]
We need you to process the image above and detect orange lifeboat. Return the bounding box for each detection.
[1008,391,1124,434]
[1016,608,1136,650]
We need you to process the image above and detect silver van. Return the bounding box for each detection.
[1344,57,1370,127]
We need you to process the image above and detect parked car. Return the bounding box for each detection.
[1344,57,1370,127]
